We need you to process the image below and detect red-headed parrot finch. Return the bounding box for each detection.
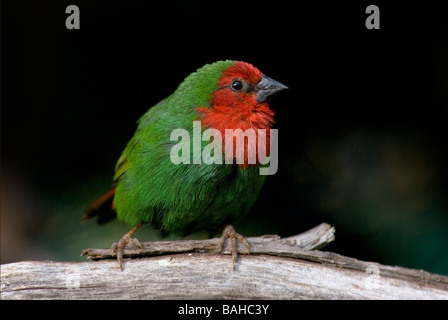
[83,60,287,270]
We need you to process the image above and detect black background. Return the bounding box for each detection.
[2,0,448,275]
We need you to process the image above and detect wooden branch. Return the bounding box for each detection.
[80,222,336,260]
[1,223,448,300]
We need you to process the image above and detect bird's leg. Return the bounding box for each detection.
[111,223,143,271]
[217,224,250,270]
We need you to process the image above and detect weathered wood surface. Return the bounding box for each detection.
[2,223,448,300]
[81,222,336,260]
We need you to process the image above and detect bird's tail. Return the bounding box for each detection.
[82,185,117,224]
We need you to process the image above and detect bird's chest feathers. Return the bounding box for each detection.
[198,88,275,129]
[195,93,275,166]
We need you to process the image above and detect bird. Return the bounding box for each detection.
[83,60,287,270]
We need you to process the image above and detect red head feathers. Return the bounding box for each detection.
[196,61,287,166]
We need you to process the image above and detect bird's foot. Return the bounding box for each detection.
[111,224,143,271]
[217,225,250,270]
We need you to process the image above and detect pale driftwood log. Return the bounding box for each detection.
[1,223,448,300]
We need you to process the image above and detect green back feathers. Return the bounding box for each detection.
[115,60,234,182]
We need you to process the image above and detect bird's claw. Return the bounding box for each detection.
[217,225,250,270]
[111,235,143,271]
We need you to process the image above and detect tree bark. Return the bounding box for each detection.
[1,223,447,300]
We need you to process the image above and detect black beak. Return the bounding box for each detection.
[255,75,288,103]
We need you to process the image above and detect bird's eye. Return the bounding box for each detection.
[231,79,244,91]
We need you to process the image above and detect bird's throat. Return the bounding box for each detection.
[195,102,275,166]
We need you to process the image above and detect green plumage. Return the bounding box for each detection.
[112,61,266,235]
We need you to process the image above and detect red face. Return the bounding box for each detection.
[215,61,264,108]
[197,61,275,129]
[196,61,285,166]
